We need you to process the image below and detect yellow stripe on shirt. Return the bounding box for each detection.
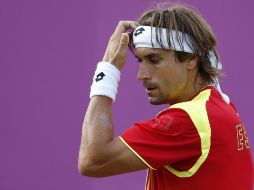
[164,89,212,177]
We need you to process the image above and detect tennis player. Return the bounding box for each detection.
[78,4,253,190]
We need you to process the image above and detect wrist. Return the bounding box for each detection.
[89,62,121,101]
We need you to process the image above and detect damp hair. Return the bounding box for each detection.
[129,3,223,85]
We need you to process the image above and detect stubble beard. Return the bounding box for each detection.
[148,93,169,105]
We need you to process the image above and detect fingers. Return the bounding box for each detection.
[128,21,139,30]
[115,21,139,32]
[111,21,139,41]
[111,33,129,69]
[117,33,129,53]
[103,21,138,69]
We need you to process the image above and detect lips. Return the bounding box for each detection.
[143,81,158,96]
[145,87,158,96]
[146,87,157,92]
[144,83,157,90]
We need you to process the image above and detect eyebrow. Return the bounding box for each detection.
[135,53,162,60]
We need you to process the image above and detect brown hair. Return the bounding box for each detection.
[129,3,222,85]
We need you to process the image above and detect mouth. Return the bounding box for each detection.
[146,87,157,91]
[143,81,158,96]
[145,87,158,96]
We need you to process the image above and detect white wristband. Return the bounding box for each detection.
[90,62,121,101]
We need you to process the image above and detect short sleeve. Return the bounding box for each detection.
[120,108,202,170]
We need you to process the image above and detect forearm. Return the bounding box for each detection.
[78,96,114,167]
[78,95,147,177]
[78,21,139,176]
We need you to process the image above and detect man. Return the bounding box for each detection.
[78,4,253,190]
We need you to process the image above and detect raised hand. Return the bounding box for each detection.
[103,21,138,70]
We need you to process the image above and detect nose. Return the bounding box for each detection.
[137,63,152,81]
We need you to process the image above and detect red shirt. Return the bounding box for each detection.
[120,86,253,190]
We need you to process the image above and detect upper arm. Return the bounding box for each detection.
[78,137,148,177]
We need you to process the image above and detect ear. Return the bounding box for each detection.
[186,56,198,70]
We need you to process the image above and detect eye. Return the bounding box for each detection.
[149,58,160,64]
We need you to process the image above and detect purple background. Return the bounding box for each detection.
[1,0,253,189]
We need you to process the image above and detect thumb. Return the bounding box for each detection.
[117,33,129,53]
[111,33,129,69]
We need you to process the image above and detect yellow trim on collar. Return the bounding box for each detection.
[164,89,212,177]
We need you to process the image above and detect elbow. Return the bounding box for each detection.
[78,166,92,177]
[78,160,89,176]
[78,158,95,177]
[78,156,105,178]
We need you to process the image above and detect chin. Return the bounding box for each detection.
[148,97,167,105]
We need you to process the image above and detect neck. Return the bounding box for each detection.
[195,74,208,92]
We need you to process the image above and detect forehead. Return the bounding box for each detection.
[134,47,173,58]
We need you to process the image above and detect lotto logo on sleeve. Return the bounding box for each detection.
[95,72,105,82]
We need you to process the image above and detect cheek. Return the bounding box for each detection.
[171,65,188,82]
[160,69,187,91]
[158,77,172,96]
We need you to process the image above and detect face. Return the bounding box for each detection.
[135,48,193,105]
